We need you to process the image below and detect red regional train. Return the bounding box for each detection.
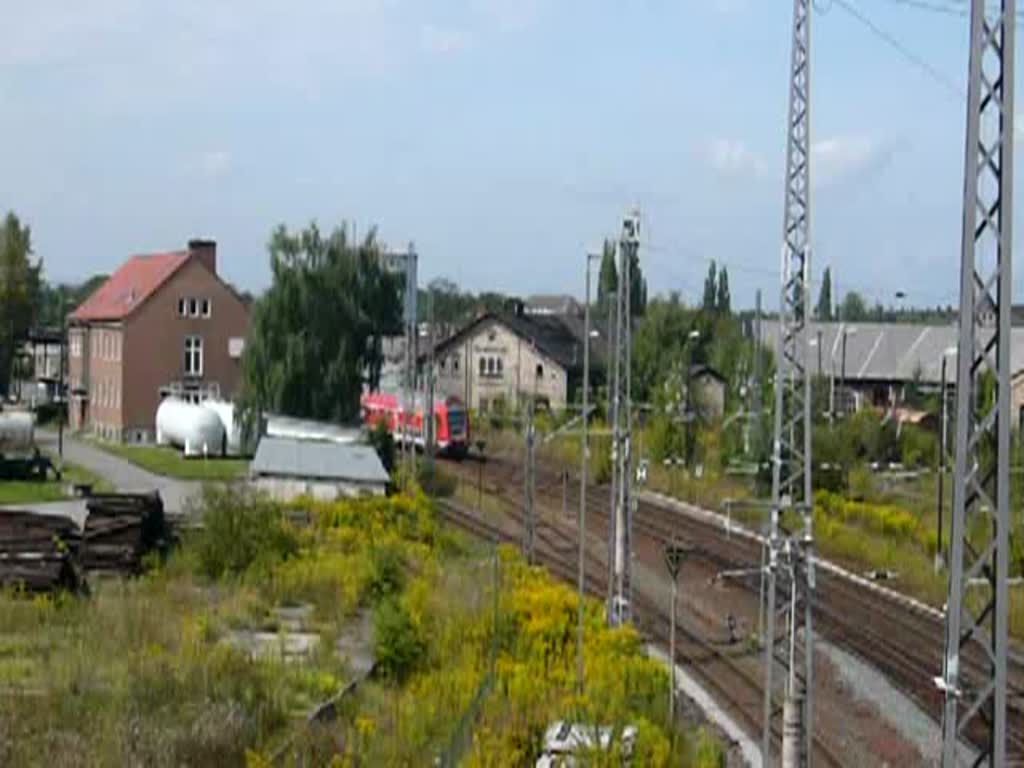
[360,392,470,457]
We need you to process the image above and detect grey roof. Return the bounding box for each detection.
[252,437,389,485]
[762,320,1024,384]
[265,415,362,445]
[524,294,582,316]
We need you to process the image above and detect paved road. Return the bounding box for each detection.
[36,430,200,516]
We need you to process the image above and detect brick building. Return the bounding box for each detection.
[67,239,250,442]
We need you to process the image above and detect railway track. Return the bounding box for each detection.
[435,490,845,767]
[443,451,1024,764]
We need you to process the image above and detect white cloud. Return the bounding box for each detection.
[812,134,892,186]
[704,138,767,176]
[420,24,469,55]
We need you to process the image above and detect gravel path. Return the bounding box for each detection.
[36,430,201,516]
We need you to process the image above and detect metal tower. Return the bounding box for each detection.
[609,210,639,626]
[762,0,814,765]
[939,1,1015,765]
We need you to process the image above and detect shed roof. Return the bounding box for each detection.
[762,320,1024,384]
[252,437,389,485]
[70,251,190,322]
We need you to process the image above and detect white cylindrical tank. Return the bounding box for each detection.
[201,399,243,456]
[156,398,226,457]
[0,411,34,455]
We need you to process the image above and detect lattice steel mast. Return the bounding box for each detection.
[609,210,639,626]
[762,1,814,764]
[939,1,1015,765]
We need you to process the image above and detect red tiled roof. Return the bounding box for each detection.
[70,251,190,322]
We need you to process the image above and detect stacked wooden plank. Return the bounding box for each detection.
[81,493,167,575]
[0,510,83,592]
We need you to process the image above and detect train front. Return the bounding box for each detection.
[439,396,469,457]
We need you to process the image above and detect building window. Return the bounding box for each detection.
[497,358,504,375]
[487,358,495,375]
[189,298,199,317]
[202,299,211,318]
[479,357,486,375]
[439,357,447,372]
[453,356,460,372]
[536,363,544,379]
[178,298,187,317]
[184,336,203,376]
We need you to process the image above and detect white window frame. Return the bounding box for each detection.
[189,298,199,317]
[184,336,203,376]
[202,299,211,318]
[178,298,187,317]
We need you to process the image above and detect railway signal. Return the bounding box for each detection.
[763,0,815,765]
[663,540,692,726]
[937,1,1016,765]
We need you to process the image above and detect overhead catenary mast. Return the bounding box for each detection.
[762,0,815,765]
[938,1,1015,765]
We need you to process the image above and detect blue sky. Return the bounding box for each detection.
[0,0,1003,310]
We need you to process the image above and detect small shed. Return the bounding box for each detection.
[251,437,389,501]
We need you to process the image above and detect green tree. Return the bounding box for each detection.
[839,290,869,322]
[597,239,618,314]
[716,266,731,315]
[629,249,646,316]
[0,213,42,397]
[702,261,717,313]
[238,222,403,437]
[815,267,833,321]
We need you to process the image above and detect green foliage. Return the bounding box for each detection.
[899,424,937,468]
[374,596,426,683]
[715,266,730,315]
[237,221,403,438]
[0,212,42,397]
[815,266,833,321]
[839,290,868,321]
[701,262,717,313]
[191,487,298,579]
[598,239,618,314]
[367,420,396,474]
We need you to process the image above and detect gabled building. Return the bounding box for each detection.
[427,305,605,412]
[67,239,250,442]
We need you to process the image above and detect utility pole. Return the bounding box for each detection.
[523,400,536,565]
[606,283,618,622]
[763,0,815,765]
[935,352,949,573]
[609,210,639,626]
[578,250,597,695]
[663,540,690,726]
[938,1,1015,764]
[398,243,418,491]
[753,289,763,454]
[426,289,436,472]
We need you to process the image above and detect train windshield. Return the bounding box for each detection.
[447,408,466,437]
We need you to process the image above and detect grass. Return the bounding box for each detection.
[95,441,249,481]
[0,463,113,505]
[0,487,720,766]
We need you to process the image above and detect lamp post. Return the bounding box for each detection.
[577,250,600,695]
[663,540,692,726]
[936,346,956,572]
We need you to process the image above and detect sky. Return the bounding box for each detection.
[0,0,1009,311]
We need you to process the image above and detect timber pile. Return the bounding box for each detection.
[82,493,167,574]
[0,511,82,592]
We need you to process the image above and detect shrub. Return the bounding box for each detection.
[191,486,298,580]
[846,464,875,502]
[373,597,425,683]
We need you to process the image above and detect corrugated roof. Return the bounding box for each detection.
[762,321,1024,383]
[252,437,389,485]
[70,251,191,322]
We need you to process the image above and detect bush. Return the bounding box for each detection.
[367,421,396,474]
[899,424,937,468]
[373,596,425,683]
[191,486,298,580]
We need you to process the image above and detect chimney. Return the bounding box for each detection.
[188,238,217,275]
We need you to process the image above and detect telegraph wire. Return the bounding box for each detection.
[823,0,966,99]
